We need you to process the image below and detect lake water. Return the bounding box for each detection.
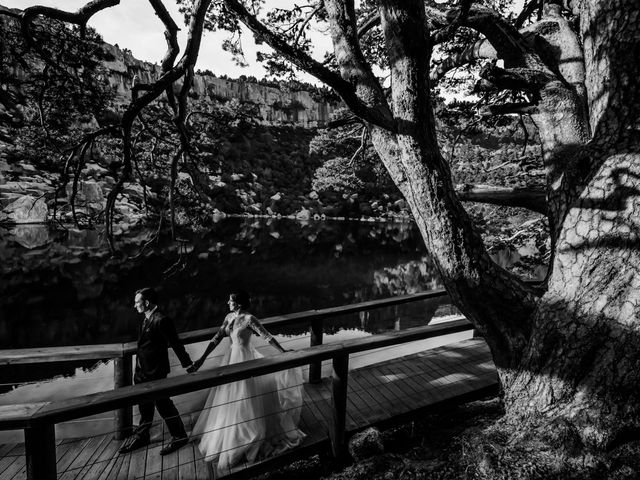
[0,217,527,441]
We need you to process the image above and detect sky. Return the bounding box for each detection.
[5,0,524,87]
[4,0,331,83]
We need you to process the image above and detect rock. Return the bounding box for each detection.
[2,195,48,223]
[295,208,311,220]
[82,181,104,203]
[393,198,408,210]
[348,427,384,462]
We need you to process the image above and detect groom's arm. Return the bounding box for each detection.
[158,315,192,368]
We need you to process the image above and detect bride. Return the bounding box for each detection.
[188,290,306,474]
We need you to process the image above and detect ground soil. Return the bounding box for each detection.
[257,397,505,480]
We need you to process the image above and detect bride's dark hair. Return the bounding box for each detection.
[230,290,251,309]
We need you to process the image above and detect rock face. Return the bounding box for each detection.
[100,44,340,128]
[1,195,48,223]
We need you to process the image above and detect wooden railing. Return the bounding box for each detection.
[0,289,452,439]
[0,290,474,479]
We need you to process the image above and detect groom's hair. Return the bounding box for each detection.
[230,290,251,308]
[136,287,158,305]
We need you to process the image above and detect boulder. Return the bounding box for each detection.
[295,207,311,220]
[1,195,48,223]
[82,181,104,203]
[348,427,384,462]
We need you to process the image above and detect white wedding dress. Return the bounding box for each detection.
[191,312,306,474]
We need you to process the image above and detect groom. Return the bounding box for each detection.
[119,287,193,456]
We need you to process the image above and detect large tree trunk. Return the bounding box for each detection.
[505,145,640,448]
[500,0,640,448]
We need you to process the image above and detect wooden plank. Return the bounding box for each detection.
[0,444,17,458]
[0,456,19,479]
[111,450,132,480]
[176,442,195,480]
[79,437,121,480]
[58,434,105,479]
[355,365,398,409]
[0,344,124,365]
[126,443,148,480]
[143,440,163,479]
[370,364,414,408]
[0,404,49,430]
[305,381,333,435]
[159,421,179,480]
[192,444,209,480]
[0,455,24,480]
[374,364,423,412]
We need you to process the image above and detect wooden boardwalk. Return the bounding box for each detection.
[0,338,497,480]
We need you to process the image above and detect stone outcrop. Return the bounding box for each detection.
[1,195,48,223]
[101,44,340,128]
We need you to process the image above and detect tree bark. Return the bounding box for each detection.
[501,0,640,448]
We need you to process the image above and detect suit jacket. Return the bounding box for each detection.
[135,310,192,381]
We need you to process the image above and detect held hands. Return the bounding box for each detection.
[187,358,204,373]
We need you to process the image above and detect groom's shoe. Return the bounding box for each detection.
[118,433,150,454]
[160,436,188,456]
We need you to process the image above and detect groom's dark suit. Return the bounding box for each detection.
[134,309,192,440]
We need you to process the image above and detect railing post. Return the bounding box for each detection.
[308,319,323,384]
[330,352,349,460]
[25,423,56,480]
[114,353,133,439]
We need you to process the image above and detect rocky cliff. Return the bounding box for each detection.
[100,43,339,128]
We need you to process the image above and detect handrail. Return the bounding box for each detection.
[0,289,450,364]
[0,317,471,430]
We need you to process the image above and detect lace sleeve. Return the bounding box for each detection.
[211,318,229,344]
[247,316,273,342]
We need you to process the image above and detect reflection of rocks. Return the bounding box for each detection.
[373,256,442,296]
[67,228,101,248]
[9,224,49,249]
[1,195,48,223]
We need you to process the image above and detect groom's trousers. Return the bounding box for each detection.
[134,373,187,439]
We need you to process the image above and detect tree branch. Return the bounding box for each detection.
[20,0,120,72]
[223,0,394,130]
[456,184,547,214]
[430,37,497,82]
[293,1,323,47]
[478,64,554,95]
[479,102,539,116]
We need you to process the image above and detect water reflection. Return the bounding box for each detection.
[0,218,437,350]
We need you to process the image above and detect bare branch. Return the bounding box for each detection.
[430,37,497,82]
[224,0,394,130]
[349,126,368,165]
[515,0,541,28]
[479,102,539,116]
[293,1,323,47]
[20,0,120,72]
[431,0,474,44]
[456,184,547,214]
[478,64,555,95]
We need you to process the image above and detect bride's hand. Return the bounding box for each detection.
[187,359,203,373]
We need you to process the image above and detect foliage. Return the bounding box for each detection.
[0,14,114,171]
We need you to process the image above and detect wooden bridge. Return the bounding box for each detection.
[0,290,498,480]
